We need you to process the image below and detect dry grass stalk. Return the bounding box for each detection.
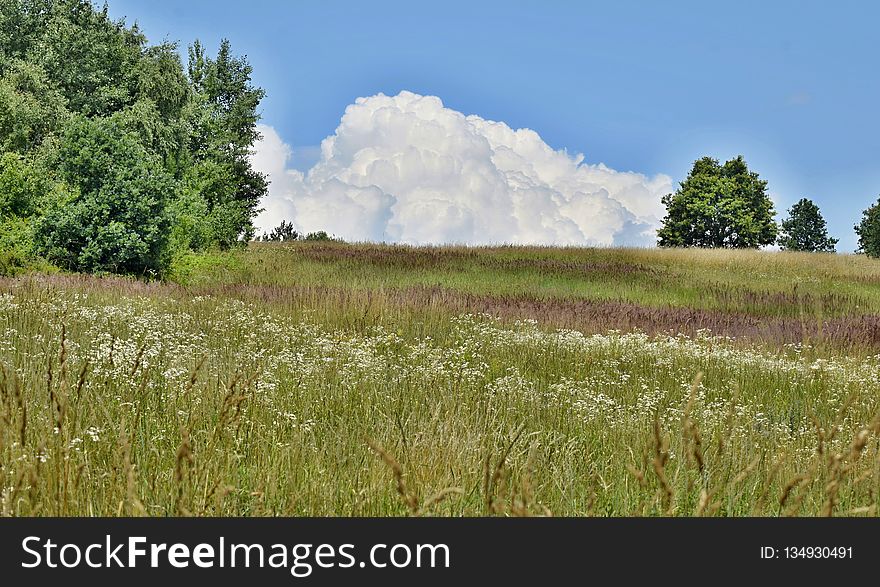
[416,488,464,516]
[485,424,526,514]
[118,430,146,516]
[716,384,740,459]
[129,343,146,378]
[174,428,194,516]
[367,438,419,514]
[821,425,874,517]
[652,414,674,514]
[750,452,787,515]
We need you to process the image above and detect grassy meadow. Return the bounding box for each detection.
[2,242,880,516]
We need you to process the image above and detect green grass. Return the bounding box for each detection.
[173,243,880,315]
[2,243,880,516]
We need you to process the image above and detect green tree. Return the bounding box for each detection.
[303,231,335,242]
[187,38,267,247]
[0,59,69,153]
[113,43,192,173]
[35,0,145,117]
[855,197,880,258]
[1,1,269,273]
[265,219,298,242]
[777,198,837,252]
[33,117,174,274]
[657,156,778,248]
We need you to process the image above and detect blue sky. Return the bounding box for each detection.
[109,0,879,250]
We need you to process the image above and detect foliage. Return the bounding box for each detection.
[303,230,335,242]
[0,59,69,153]
[0,0,269,275]
[33,117,173,274]
[256,221,340,243]
[0,216,32,274]
[777,198,837,252]
[256,221,339,243]
[0,151,42,217]
[657,156,777,249]
[855,197,880,258]
[260,219,299,242]
[0,150,63,274]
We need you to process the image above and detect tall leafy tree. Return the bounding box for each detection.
[777,198,837,252]
[116,42,192,169]
[855,197,880,258]
[657,156,778,248]
[187,38,267,247]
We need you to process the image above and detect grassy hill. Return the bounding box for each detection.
[172,243,880,351]
[1,243,880,516]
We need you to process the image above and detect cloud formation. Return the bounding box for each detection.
[252,91,672,246]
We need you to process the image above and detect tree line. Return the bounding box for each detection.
[0,0,267,276]
[658,155,880,256]
[254,219,336,243]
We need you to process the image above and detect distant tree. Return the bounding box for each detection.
[303,231,335,242]
[266,219,299,241]
[777,198,837,252]
[657,156,777,248]
[855,196,880,258]
[33,117,174,274]
[254,225,338,243]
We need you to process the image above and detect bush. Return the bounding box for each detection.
[33,117,174,275]
[0,151,41,217]
[0,216,31,275]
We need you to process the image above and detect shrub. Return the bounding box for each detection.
[33,117,174,275]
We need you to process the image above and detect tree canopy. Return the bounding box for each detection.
[855,197,880,258]
[657,156,777,249]
[0,0,267,275]
[777,198,837,252]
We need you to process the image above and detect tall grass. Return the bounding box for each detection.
[2,243,880,516]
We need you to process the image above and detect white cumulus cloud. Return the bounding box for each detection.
[251,91,672,246]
